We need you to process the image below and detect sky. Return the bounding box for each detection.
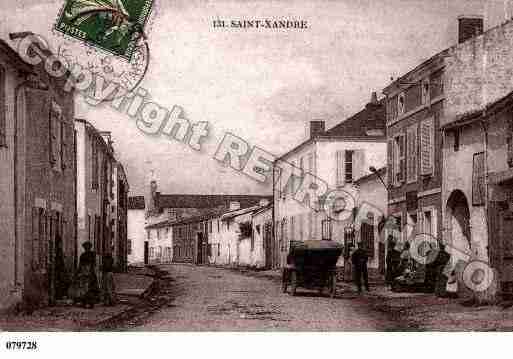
[1,0,512,196]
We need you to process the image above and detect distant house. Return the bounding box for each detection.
[127,196,146,265]
[251,204,274,269]
[273,92,387,269]
[145,218,174,264]
[352,167,388,278]
[210,200,272,269]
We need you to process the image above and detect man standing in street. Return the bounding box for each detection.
[352,241,369,293]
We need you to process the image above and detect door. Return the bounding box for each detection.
[144,241,149,264]
[264,222,273,269]
[197,233,204,265]
[500,211,513,293]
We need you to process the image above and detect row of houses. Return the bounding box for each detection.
[0,35,129,312]
[127,178,273,269]
[273,15,513,299]
[125,16,513,300]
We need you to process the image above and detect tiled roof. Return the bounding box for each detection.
[155,194,272,210]
[323,100,386,138]
[128,196,145,210]
[276,100,386,161]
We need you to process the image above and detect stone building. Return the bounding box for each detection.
[0,37,76,311]
[273,93,387,269]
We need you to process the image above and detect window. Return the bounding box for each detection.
[50,100,63,170]
[406,125,418,183]
[472,152,485,206]
[420,209,436,236]
[388,95,398,121]
[91,137,99,189]
[336,150,354,186]
[321,218,332,241]
[430,70,444,99]
[421,79,430,105]
[393,134,406,185]
[0,66,6,147]
[420,117,435,176]
[398,92,406,115]
[208,220,212,233]
[127,239,132,255]
[345,150,354,183]
[217,243,221,256]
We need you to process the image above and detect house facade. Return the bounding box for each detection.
[146,221,173,264]
[75,119,116,277]
[209,201,271,269]
[127,196,146,265]
[441,17,513,297]
[383,50,447,250]
[251,205,275,269]
[351,168,388,278]
[112,162,129,271]
[273,93,387,268]
[0,39,76,311]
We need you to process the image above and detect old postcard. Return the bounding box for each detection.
[2,0,513,354]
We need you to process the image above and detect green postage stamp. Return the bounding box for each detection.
[55,0,153,61]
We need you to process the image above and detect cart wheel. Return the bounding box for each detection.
[290,271,297,296]
[281,269,288,293]
[330,273,337,298]
[318,287,324,296]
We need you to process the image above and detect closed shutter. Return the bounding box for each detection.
[420,118,434,176]
[32,207,40,270]
[406,125,418,182]
[0,66,6,147]
[353,150,365,181]
[61,122,67,170]
[396,134,406,183]
[388,139,394,187]
[336,151,344,186]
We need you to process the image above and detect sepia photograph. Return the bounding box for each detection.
[2,0,513,356]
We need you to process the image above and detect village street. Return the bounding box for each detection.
[131,264,407,331]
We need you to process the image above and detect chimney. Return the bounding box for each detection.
[259,199,270,207]
[229,201,240,211]
[458,15,484,43]
[370,91,378,105]
[309,120,325,139]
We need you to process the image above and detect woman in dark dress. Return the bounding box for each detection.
[73,242,100,308]
[385,236,401,286]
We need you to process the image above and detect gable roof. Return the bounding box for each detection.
[155,194,271,210]
[128,196,145,210]
[323,100,386,138]
[276,100,386,161]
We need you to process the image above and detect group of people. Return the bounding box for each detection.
[349,237,453,295]
[385,236,452,295]
[66,242,117,308]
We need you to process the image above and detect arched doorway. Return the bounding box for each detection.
[445,190,472,259]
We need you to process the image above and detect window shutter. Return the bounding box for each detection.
[61,122,67,170]
[420,118,434,176]
[353,150,365,181]
[336,151,344,186]
[407,126,418,182]
[388,139,394,187]
[0,66,6,147]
